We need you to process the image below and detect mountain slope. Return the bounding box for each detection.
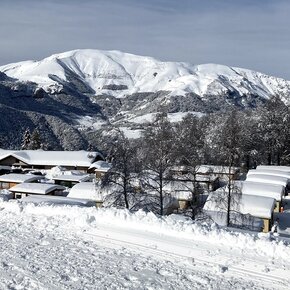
[1,49,290,103]
[0,49,290,149]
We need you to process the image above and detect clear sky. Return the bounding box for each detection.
[0,0,290,79]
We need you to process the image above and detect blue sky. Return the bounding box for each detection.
[1,0,290,79]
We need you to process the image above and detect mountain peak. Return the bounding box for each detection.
[0,49,289,104]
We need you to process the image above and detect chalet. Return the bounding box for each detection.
[203,191,276,232]
[88,160,112,179]
[197,165,240,181]
[52,174,92,188]
[0,173,43,190]
[0,149,104,172]
[163,181,192,209]
[169,166,220,192]
[241,181,285,212]
[9,183,65,199]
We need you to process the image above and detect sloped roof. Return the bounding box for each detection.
[9,183,65,195]
[0,149,103,167]
[0,173,43,183]
[204,191,275,219]
[246,174,289,188]
[68,182,102,201]
[88,160,111,172]
[52,174,92,182]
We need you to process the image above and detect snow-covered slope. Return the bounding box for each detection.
[0,201,290,289]
[1,49,290,103]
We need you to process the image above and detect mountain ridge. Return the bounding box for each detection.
[0,49,290,150]
[1,49,289,104]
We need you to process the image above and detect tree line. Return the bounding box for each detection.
[101,96,290,217]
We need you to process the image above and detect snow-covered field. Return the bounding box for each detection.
[0,201,289,289]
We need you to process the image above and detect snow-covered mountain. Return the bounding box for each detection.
[1,49,290,103]
[0,49,290,149]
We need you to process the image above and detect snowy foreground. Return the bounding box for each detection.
[0,202,290,290]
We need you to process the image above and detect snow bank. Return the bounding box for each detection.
[0,201,289,262]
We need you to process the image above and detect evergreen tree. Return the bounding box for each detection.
[21,128,31,150]
[29,129,42,150]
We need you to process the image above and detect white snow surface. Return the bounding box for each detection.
[68,182,103,201]
[247,169,290,179]
[257,165,290,173]
[0,202,289,289]
[246,174,289,188]
[0,173,43,183]
[1,49,290,100]
[241,181,284,201]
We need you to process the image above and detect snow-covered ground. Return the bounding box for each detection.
[0,201,289,289]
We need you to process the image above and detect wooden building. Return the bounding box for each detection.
[0,173,43,190]
[9,183,65,199]
[203,191,276,232]
[52,174,92,188]
[0,149,104,172]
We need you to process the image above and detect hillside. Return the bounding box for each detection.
[0,49,290,149]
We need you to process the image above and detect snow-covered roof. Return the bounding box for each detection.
[247,169,290,179]
[89,160,111,172]
[203,191,275,219]
[197,165,239,175]
[246,174,289,188]
[20,195,95,207]
[52,174,92,182]
[163,181,192,200]
[0,149,103,167]
[0,173,43,183]
[257,165,290,173]
[9,183,65,195]
[241,181,284,201]
[68,182,103,201]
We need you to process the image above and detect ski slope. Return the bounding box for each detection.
[0,201,289,289]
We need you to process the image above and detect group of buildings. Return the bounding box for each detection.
[0,148,111,206]
[0,148,288,233]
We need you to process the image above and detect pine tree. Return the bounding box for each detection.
[29,129,41,150]
[21,128,31,150]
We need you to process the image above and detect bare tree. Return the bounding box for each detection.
[257,96,290,165]
[102,130,140,210]
[216,110,243,226]
[175,114,206,219]
[140,114,176,215]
